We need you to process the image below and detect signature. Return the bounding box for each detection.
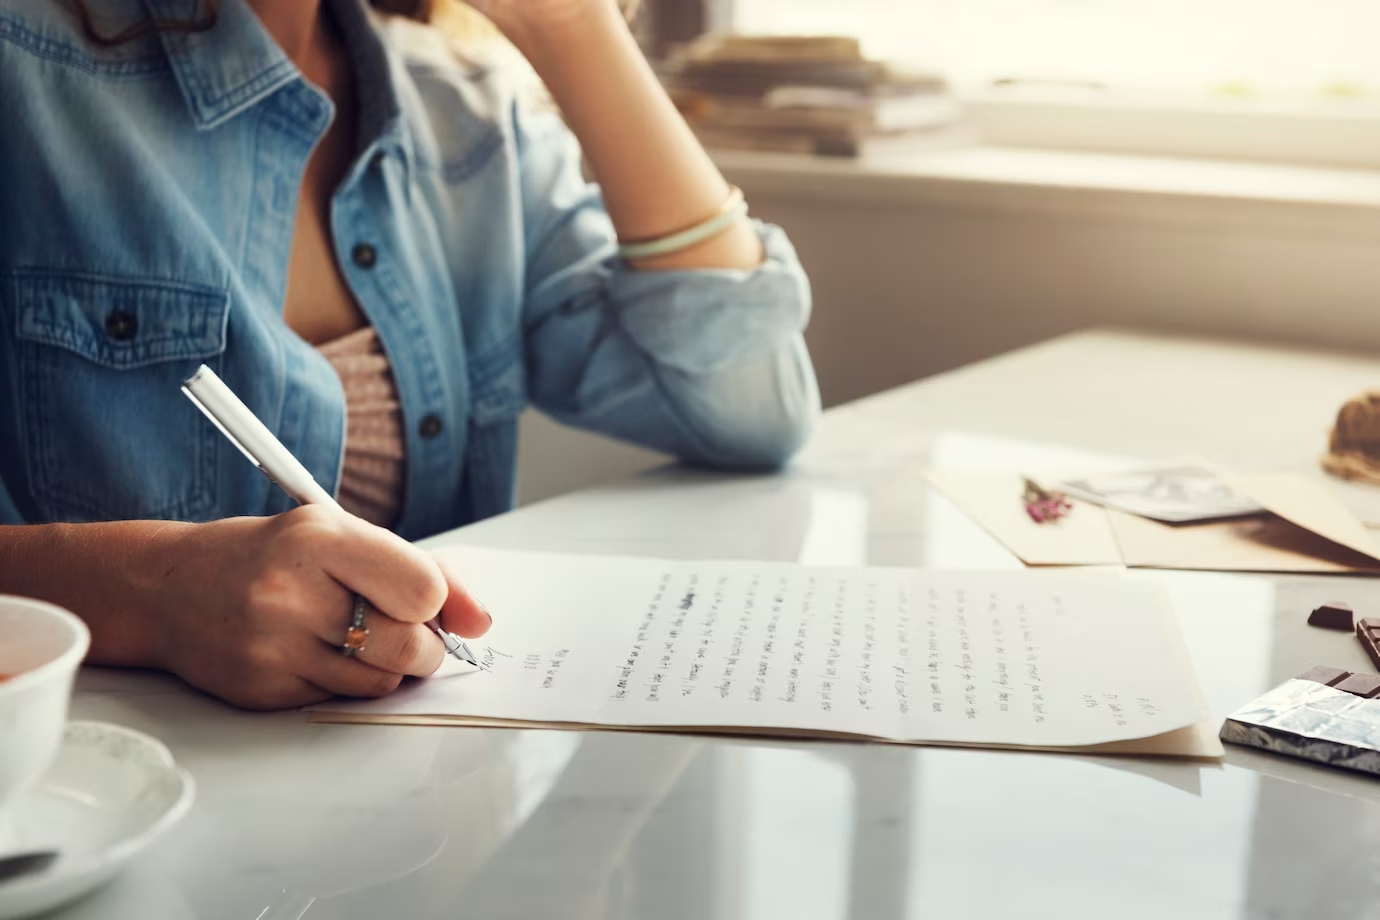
[479,646,513,672]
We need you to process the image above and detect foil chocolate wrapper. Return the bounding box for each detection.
[1220,678,1380,776]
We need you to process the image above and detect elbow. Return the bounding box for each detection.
[686,340,822,471]
[720,405,817,471]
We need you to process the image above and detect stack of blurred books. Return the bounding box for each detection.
[660,34,973,157]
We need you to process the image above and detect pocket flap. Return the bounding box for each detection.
[13,270,230,369]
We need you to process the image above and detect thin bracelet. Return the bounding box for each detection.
[616,186,749,261]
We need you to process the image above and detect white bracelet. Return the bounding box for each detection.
[616,187,749,261]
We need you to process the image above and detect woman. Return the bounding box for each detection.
[0,0,818,709]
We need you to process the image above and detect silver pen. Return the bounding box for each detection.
[181,364,481,668]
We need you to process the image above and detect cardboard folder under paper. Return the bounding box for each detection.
[927,471,1380,574]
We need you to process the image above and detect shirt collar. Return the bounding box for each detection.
[143,0,298,131]
[328,0,417,180]
[143,0,417,177]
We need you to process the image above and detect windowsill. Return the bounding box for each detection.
[964,92,1380,170]
[712,144,1380,240]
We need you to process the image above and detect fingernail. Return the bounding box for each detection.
[479,600,493,629]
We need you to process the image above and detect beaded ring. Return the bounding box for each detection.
[340,594,370,657]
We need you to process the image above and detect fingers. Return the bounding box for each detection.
[277,507,448,624]
[308,601,445,678]
[300,645,407,700]
[224,509,494,711]
[222,675,334,712]
[175,511,464,711]
[434,557,493,639]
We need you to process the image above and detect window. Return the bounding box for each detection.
[732,0,1380,98]
[728,0,1380,165]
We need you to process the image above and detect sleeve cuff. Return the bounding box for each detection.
[608,221,814,376]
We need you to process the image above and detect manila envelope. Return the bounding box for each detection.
[927,471,1380,575]
[926,471,1123,566]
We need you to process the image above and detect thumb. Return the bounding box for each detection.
[433,557,493,639]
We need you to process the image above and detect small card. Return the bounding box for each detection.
[1056,464,1264,524]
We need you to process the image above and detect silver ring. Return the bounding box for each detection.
[341,594,369,657]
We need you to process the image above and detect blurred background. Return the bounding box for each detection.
[517,0,1380,502]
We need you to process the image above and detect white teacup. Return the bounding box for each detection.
[0,596,90,851]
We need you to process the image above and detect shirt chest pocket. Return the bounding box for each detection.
[11,270,230,523]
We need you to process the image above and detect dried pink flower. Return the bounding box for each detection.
[1022,478,1073,524]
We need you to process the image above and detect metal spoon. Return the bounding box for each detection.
[0,850,58,884]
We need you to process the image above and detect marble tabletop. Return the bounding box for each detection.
[64,329,1380,919]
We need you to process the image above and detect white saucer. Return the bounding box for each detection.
[0,721,194,919]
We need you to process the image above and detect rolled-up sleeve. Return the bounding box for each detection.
[517,105,821,469]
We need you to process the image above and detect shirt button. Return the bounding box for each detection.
[418,414,444,440]
[104,309,138,341]
[352,243,377,269]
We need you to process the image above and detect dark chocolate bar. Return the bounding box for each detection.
[1357,618,1380,671]
[1308,602,1355,631]
[1334,673,1380,698]
[1295,665,1380,697]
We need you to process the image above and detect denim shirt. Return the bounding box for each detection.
[0,0,819,539]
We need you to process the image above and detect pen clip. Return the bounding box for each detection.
[182,384,271,478]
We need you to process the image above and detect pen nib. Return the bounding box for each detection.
[458,642,483,669]
[444,633,486,670]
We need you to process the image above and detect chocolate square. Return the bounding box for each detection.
[1308,602,1355,631]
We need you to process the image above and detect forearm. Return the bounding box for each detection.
[0,522,187,669]
[512,4,762,271]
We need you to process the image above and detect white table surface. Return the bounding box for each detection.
[63,328,1380,920]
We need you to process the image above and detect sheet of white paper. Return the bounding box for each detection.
[311,548,1206,749]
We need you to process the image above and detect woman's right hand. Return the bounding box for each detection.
[139,506,490,710]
